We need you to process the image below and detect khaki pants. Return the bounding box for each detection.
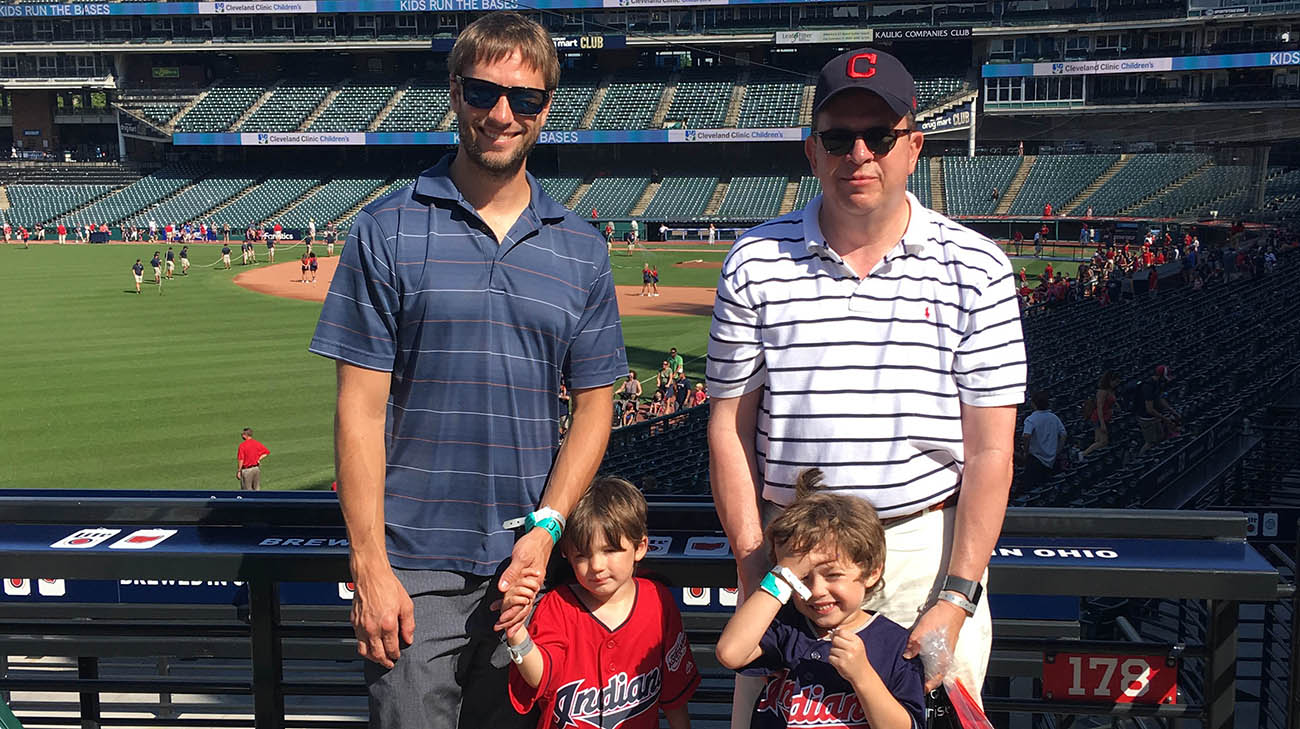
[731,504,991,728]
[239,465,261,491]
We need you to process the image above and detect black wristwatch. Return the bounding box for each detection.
[941,575,983,606]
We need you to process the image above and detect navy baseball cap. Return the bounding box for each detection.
[812,48,917,119]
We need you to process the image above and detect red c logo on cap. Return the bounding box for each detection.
[847,52,877,79]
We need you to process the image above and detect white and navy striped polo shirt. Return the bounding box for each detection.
[707,192,1026,517]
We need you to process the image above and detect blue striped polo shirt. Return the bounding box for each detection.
[309,154,627,575]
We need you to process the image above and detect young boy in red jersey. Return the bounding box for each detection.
[504,477,699,729]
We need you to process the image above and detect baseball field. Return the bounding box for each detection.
[0,240,1055,492]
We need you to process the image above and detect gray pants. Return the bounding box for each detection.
[238,466,260,491]
[365,569,535,729]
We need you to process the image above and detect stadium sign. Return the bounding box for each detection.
[0,0,837,16]
[918,102,972,133]
[984,49,1300,77]
[872,27,972,41]
[174,127,810,146]
[774,29,873,45]
[430,33,625,51]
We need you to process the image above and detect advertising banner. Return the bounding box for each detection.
[984,50,1300,77]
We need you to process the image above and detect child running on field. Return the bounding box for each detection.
[503,476,700,729]
[716,469,924,729]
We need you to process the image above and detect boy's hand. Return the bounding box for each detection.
[828,628,870,682]
[494,566,543,632]
[774,550,817,582]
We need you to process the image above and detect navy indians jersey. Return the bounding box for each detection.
[742,606,925,729]
[510,577,700,729]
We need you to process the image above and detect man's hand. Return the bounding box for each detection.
[902,599,966,690]
[828,627,870,683]
[494,528,554,633]
[351,567,414,669]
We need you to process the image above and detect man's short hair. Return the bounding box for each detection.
[448,12,560,91]
[242,428,253,437]
[562,477,648,554]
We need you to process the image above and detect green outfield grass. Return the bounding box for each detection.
[0,242,718,491]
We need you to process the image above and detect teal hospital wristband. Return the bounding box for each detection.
[758,571,792,604]
[523,507,565,545]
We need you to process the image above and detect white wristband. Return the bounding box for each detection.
[771,566,812,601]
[937,590,977,617]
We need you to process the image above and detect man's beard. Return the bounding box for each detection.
[458,116,539,178]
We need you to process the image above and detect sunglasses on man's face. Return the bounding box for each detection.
[812,127,912,157]
[455,75,550,116]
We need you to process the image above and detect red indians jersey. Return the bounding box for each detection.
[510,577,700,729]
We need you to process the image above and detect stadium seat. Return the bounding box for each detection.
[715,176,785,221]
[278,176,388,229]
[943,155,1020,215]
[590,73,666,131]
[239,82,332,133]
[1078,154,1208,215]
[575,177,649,220]
[736,70,807,129]
[662,68,734,129]
[214,175,323,228]
[376,80,450,133]
[174,81,265,133]
[1008,155,1119,216]
[642,177,717,221]
[308,81,399,132]
[5,184,117,227]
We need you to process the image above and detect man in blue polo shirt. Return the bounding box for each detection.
[309,13,625,729]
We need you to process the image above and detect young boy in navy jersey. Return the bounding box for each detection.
[504,477,699,729]
[716,469,924,729]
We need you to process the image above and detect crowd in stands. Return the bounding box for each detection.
[1016,226,1283,310]
[554,345,709,438]
[4,217,339,246]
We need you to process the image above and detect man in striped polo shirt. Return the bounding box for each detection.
[309,14,625,729]
[708,48,1026,717]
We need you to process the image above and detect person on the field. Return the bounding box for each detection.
[150,251,162,285]
[504,477,699,729]
[180,245,190,275]
[709,48,1024,725]
[131,259,144,294]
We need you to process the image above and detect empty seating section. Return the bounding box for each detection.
[137,103,181,127]
[309,82,397,132]
[339,177,414,231]
[737,71,805,128]
[793,176,821,210]
[590,75,664,131]
[145,175,257,226]
[909,157,932,209]
[914,75,967,110]
[943,155,1019,215]
[544,77,597,131]
[1260,169,1300,216]
[6,184,116,227]
[643,177,715,220]
[72,165,201,226]
[378,81,449,132]
[240,83,331,133]
[1008,154,1118,216]
[576,177,649,219]
[216,176,321,227]
[538,177,581,207]
[716,176,784,220]
[174,82,264,133]
[279,177,387,228]
[1077,154,1207,215]
[1133,165,1253,217]
[663,70,733,129]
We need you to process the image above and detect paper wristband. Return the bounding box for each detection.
[772,566,812,601]
[758,571,792,604]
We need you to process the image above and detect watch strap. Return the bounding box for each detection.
[937,590,977,617]
[941,574,983,606]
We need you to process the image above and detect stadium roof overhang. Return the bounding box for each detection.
[980,101,1300,143]
[0,75,116,90]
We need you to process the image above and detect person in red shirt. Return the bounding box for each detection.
[1142,250,1154,268]
[1147,266,1158,297]
[1044,263,1054,283]
[56,222,66,244]
[1044,203,1053,217]
[236,428,270,491]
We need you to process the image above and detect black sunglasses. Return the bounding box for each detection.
[812,127,912,157]
[455,75,551,116]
